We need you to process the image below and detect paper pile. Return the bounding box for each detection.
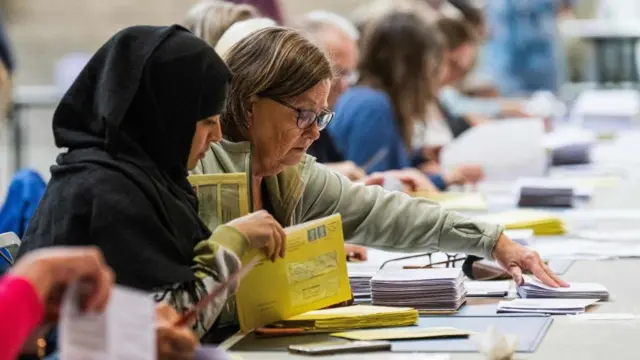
[465,280,511,298]
[517,276,609,300]
[276,305,418,331]
[411,191,488,212]
[475,210,566,235]
[349,270,375,304]
[497,298,600,314]
[371,269,466,311]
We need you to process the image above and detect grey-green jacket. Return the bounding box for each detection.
[193,139,503,260]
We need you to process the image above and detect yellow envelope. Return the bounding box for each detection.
[235,214,352,333]
[411,191,488,212]
[331,327,470,341]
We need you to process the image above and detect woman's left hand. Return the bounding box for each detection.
[492,234,569,287]
[156,304,198,360]
[344,244,368,261]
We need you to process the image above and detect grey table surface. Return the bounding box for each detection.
[223,150,640,359]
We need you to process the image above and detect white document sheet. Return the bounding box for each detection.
[60,284,156,360]
[465,280,512,297]
[440,118,547,182]
[497,298,600,314]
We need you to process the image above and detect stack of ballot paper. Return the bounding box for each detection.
[475,210,566,235]
[370,269,466,311]
[411,191,488,211]
[497,298,600,314]
[349,270,376,304]
[465,280,512,298]
[517,276,609,300]
[273,305,418,332]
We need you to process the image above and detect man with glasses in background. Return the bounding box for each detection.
[300,11,439,195]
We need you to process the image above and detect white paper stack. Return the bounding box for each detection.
[371,268,466,311]
[517,276,609,300]
[465,280,512,298]
[497,298,600,314]
[349,270,376,304]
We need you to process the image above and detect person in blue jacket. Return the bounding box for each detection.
[478,0,574,96]
[329,11,483,190]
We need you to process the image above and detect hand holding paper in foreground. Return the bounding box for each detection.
[10,246,115,322]
[492,234,569,288]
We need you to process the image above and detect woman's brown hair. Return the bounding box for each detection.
[358,11,444,148]
[222,27,333,141]
[183,0,259,47]
[436,17,477,50]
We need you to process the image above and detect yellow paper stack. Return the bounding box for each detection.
[475,209,565,235]
[411,191,488,212]
[273,305,419,332]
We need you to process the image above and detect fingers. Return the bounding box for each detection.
[265,232,276,262]
[509,265,524,286]
[85,267,114,313]
[157,327,197,360]
[276,222,287,259]
[544,263,569,287]
[528,261,561,288]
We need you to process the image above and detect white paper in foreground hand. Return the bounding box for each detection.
[60,283,156,360]
[470,326,518,360]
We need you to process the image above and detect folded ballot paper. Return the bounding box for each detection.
[331,327,470,341]
[371,268,466,312]
[270,305,419,332]
[475,210,566,236]
[497,298,600,315]
[349,269,376,304]
[411,191,488,212]
[517,275,609,301]
[235,214,352,333]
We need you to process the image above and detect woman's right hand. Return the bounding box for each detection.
[326,161,367,181]
[10,246,115,321]
[227,210,287,261]
[444,164,485,186]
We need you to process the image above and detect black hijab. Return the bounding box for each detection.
[17,25,232,291]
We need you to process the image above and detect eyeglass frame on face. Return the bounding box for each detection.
[268,97,334,131]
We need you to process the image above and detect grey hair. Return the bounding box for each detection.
[182,0,259,47]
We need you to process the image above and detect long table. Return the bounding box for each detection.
[223,131,640,359]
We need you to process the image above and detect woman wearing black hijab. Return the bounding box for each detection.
[16,24,285,339]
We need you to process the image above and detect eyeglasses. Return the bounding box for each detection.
[379,252,467,270]
[270,98,334,131]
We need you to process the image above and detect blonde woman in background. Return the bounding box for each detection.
[182,0,259,47]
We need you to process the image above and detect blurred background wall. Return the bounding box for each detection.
[5,0,369,85]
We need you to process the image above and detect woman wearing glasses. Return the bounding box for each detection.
[193,25,567,338]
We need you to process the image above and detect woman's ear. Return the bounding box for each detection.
[247,95,259,125]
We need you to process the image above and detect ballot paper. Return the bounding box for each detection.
[440,118,547,181]
[349,269,376,304]
[371,268,466,311]
[331,327,470,341]
[574,229,640,242]
[531,238,640,260]
[514,177,594,198]
[517,275,609,300]
[465,280,512,298]
[497,298,600,314]
[60,284,156,360]
[411,191,488,212]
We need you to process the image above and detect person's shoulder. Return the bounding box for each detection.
[49,163,142,202]
[341,86,391,105]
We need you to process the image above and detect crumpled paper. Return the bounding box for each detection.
[470,326,518,360]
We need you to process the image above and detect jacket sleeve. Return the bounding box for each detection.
[299,162,503,258]
[155,225,247,338]
[0,275,43,360]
